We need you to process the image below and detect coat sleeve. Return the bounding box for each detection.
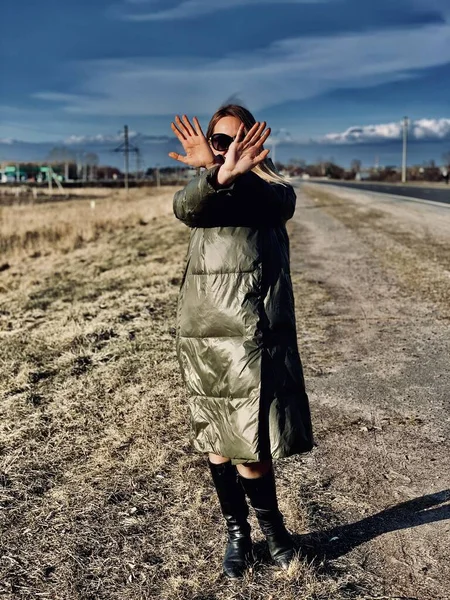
[173,165,296,228]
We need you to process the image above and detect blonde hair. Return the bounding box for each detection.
[206,104,290,186]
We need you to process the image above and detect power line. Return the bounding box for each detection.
[113,125,139,193]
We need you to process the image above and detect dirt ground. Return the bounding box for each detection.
[289,183,450,599]
[0,183,449,599]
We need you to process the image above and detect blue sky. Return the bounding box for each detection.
[1,0,450,166]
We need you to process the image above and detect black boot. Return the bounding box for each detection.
[208,460,253,579]
[239,468,295,569]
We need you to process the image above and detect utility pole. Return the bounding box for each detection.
[402,116,409,183]
[136,147,141,181]
[113,125,139,194]
[124,125,129,190]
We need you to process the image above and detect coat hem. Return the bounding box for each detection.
[191,441,314,465]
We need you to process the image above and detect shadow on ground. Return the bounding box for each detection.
[295,489,450,562]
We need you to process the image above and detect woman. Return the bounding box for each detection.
[169,105,313,579]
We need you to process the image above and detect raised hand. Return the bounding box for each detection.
[217,122,271,186]
[168,115,216,168]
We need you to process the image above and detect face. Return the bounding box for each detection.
[211,115,242,157]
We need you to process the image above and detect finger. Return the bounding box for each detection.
[182,114,196,136]
[234,123,246,143]
[175,114,191,138]
[171,121,187,142]
[245,121,266,147]
[168,152,188,164]
[241,121,260,145]
[253,127,271,149]
[192,116,207,139]
[252,148,270,165]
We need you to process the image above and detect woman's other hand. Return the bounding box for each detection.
[217,122,271,186]
[168,115,216,169]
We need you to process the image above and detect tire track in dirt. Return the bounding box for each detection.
[283,184,450,600]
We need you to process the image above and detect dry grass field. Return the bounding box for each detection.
[0,187,338,600]
[0,187,172,258]
[1,185,449,599]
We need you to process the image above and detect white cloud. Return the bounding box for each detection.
[3,120,450,149]
[412,118,450,139]
[323,118,450,144]
[31,19,450,121]
[118,0,332,21]
[64,132,137,145]
[324,123,403,143]
[63,132,171,145]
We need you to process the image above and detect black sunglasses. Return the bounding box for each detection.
[209,133,236,152]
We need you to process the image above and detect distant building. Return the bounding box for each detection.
[0,164,27,182]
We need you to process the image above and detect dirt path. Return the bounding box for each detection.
[286,183,450,599]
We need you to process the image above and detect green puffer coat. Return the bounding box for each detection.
[173,165,313,464]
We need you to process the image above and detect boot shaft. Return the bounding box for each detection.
[207,460,253,578]
[238,468,285,535]
[208,460,251,538]
[238,467,295,568]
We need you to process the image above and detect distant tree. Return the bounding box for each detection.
[305,163,323,177]
[160,166,183,175]
[286,158,306,176]
[83,153,98,181]
[85,152,99,165]
[423,164,442,182]
[442,152,450,167]
[350,159,362,174]
[316,156,326,176]
[96,166,122,180]
[325,162,345,179]
[290,158,306,168]
[46,146,77,180]
[373,166,399,182]
[274,161,284,172]
[46,146,75,163]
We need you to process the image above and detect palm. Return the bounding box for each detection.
[225,142,261,173]
[221,122,271,181]
[168,115,215,168]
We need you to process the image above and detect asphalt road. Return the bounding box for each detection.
[308,180,450,205]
